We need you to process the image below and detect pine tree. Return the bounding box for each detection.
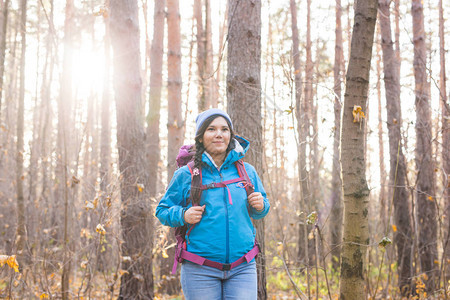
[379,0,413,294]
[330,0,343,271]
[411,0,438,291]
[227,0,266,298]
[110,0,154,297]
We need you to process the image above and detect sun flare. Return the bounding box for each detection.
[72,46,105,98]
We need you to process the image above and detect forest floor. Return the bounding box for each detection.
[1,258,450,299]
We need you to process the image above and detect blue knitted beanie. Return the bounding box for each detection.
[195,108,233,135]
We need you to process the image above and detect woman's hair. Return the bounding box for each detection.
[193,114,235,168]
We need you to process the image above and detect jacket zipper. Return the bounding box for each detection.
[219,171,230,264]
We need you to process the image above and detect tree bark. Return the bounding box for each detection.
[394,0,400,76]
[194,0,207,111]
[109,0,154,298]
[215,1,228,107]
[438,0,450,282]
[15,0,27,263]
[145,0,164,289]
[227,1,266,298]
[194,0,215,111]
[411,0,438,291]
[97,0,111,272]
[38,0,54,257]
[330,0,343,272]
[289,0,310,268]
[204,0,216,108]
[0,0,9,122]
[167,0,183,182]
[305,0,318,266]
[59,1,74,298]
[338,0,377,299]
[147,0,164,202]
[376,41,387,232]
[159,0,184,294]
[378,0,413,295]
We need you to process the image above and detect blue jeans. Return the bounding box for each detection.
[180,260,257,300]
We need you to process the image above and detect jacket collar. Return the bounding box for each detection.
[202,135,249,169]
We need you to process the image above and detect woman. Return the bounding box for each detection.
[156,108,270,299]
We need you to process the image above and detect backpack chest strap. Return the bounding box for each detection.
[201,177,248,205]
[201,177,244,189]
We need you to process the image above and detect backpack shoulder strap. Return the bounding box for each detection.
[187,161,203,206]
[235,159,254,196]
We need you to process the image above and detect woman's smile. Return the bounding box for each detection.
[200,117,231,165]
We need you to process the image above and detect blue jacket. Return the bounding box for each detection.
[155,137,270,264]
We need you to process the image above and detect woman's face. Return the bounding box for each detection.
[200,116,231,157]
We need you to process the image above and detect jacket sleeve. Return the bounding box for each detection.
[155,167,191,227]
[245,163,270,219]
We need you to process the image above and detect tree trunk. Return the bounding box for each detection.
[59,1,74,298]
[159,0,184,294]
[194,0,207,111]
[330,0,343,272]
[145,0,164,288]
[38,0,54,258]
[305,0,313,176]
[378,0,414,295]
[97,0,111,272]
[194,0,215,111]
[0,0,9,122]
[376,41,387,232]
[226,1,266,298]
[411,0,438,291]
[15,0,27,263]
[438,0,450,283]
[1,7,18,180]
[204,0,216,108]
[290,0,311,277]
[394,0,400,76]
[0,0,10,180]
[27,0,42,253]
[215,1,227,107]
[167,0,183,183]
[305,0,318,266]
[147,0,164,202]
[338,0,377,299]
[109,0,154,298]
[289,0,311,280]
[346,1,352,62]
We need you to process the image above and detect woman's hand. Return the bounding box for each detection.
[184,205,206,224]
[248,192,264,212]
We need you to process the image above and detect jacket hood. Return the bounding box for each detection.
[202,135,249,168]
